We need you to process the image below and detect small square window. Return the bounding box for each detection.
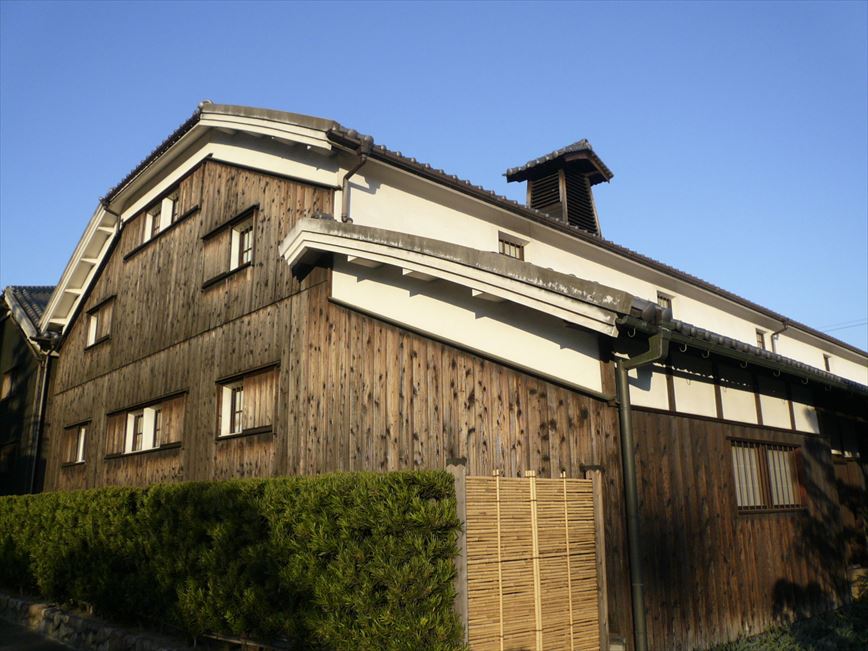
[219,381,245,436]
[86,299,113,347]
[143,193,178,243]
[731,440,801,513]
[217,366,278,438]
[63,424,88,464]
[230,220,254,270]
[498,235,525,260]
[109,395,182,455]
[125,406,162,453]
[755,330,766,351]
[656,292,673,316]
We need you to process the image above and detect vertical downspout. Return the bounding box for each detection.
[770,319,788,354]
[340,136,373,223]
[615,330,670,651]
[29,337,57,493]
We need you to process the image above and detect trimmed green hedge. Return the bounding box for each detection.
[0,472,463,650]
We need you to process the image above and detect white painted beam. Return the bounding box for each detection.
[402,268,436,281]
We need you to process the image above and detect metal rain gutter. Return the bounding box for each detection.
[614,328,670,651]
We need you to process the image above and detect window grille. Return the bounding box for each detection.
[498,237,524,260]
[731,440,802,513]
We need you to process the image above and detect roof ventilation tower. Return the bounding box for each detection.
[505,140,613,237]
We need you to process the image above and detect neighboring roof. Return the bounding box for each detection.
[3,285,54,340]
[64,102,865,360]
[504,139,615,185]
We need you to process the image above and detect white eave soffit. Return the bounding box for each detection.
[279,218,626,337]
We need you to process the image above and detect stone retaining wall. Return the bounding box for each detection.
[0,592,190,651]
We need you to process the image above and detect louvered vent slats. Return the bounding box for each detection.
[565,171,599,235]
[529,172,561,217]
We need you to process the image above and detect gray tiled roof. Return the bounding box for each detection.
[507,139,589,175]
[6,285,54,331]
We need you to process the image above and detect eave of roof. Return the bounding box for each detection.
[504,139,615,184]
[619,314,868,396]
[69,102,864,361]
[3,285,55,341]
[325,126,866,359]
[279,217,637,331]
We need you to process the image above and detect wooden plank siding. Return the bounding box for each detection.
[39,157,865,651]
[631,408,850,650]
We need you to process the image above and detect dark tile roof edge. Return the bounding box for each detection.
[325,127,866,359]
[101,103,342,206]
[667,317,868,396]
[101,107,203,204]
[620,313,868,396]
[90,103,864,359]
[4,285,55,332]
[504,139,614,182]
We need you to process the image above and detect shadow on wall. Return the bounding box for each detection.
[781,437,849,621]
[0,339,42,495]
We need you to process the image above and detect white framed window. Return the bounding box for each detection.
[86,299,114,347]
[63,423,88,464]
[216,366,278,438]
[143,193,178,243]
[230,219,254,270]
[125,406,162,453]
[219,381,245,436]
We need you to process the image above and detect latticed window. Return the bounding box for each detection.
[731,440,802,513]
[498,237,524,260]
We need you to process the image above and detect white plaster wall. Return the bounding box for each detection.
[344,158,867,384]
[331,258,603,394]
[774,334,868,385]
[719,364,759,425]
[670,353,718,418]
[757,377,792,429]
[789,384,820,434]
[720,384,759,425]
[627,364,670,410]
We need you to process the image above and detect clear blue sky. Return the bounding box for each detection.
[1,1,866,349]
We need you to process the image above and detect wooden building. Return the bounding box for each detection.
[32,104,867,650]
[0,285,54,494]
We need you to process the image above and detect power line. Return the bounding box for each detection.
[818,317,868,330]
[823,320,868,333]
